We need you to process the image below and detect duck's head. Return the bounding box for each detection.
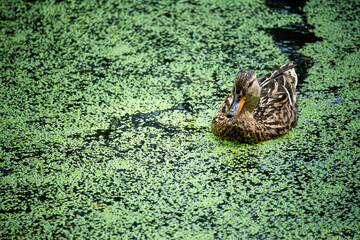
[226,69,260,118]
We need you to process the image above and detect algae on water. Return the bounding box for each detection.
[1,0,359,238]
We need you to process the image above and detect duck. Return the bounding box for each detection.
[212,61,298,143]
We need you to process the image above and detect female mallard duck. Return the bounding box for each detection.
[212,61,298,143]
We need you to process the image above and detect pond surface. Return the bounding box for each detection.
[1,0,359,238]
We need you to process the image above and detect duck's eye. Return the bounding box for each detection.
[248,81,253,88]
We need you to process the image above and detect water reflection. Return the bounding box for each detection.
[264,0,322,84]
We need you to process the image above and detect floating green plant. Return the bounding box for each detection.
[0,0,359,238]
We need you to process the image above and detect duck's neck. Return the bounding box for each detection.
[240,109,255,120]
[239,96,259,119]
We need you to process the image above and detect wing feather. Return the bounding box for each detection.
[255,62,298,127]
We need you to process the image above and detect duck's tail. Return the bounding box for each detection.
[271,61,298,87]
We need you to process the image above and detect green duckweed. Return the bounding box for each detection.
[0,0,359,238]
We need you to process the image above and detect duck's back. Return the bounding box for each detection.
[254,62,298,136]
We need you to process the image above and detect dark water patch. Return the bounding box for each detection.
[67,105,208,162]
[265,0,307,14]
[264,23,321,83]
[112,106,206,134]
[69,109,179,144]
[78,69,92,75]
[264,0,322,85]
[112,109,178,136]
[0,167,14,177]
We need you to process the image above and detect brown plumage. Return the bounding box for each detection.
[212,61,298,143]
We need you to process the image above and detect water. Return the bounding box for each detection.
[1,0,359,238]
[265,0,322,84]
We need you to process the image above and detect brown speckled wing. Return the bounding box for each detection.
[255,68,297,130]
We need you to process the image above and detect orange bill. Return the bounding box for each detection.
[226,93,245,118]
